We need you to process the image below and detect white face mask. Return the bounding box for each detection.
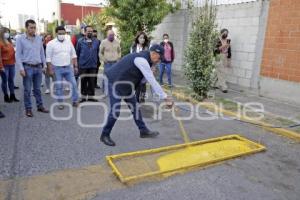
[4,33,10,39]
[57,35,65,41]
[164,39,169,43]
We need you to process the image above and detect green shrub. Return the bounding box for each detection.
[184,1,218,100]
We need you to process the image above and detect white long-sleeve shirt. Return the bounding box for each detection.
[134,57,167,99]
[46,38,77,66]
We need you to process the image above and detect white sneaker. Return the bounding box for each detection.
[64,87,70,91]
[45,89,50,94]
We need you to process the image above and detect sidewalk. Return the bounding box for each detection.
[170,70,300,127]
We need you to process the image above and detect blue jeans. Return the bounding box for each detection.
[101,81,148,136]
[1,65,16,95]
[23,65,43,110]
[102,62,116,95]
[53,65,78,103]
[159,62,172,86]
[44,73,55,90]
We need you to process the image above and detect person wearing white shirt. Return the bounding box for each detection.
[46,26,79,109]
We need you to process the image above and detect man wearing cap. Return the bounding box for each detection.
[100,44,173,146]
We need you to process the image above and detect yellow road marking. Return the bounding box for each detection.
[0,164,124,200]
[106,135,266,183]
[167,89,300,142]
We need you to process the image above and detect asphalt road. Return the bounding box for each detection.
[0,78,300,200]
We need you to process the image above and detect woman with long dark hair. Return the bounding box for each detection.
[130,32,150,103]
[0,27,19,103]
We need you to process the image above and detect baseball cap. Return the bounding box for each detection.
[150,44,164,59]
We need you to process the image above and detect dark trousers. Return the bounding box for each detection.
[135,83,147,103]
[95,65,100,86]
[102,62,116,95]
[79,68,97,97]
[101,81,148,136]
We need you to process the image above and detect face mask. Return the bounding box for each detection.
[138,38,145,44]
[4,33,10,39]
[164,39,169,43]
[57,35,65,41]
[222,34,228,39]
[87,33,93,38]
[108,34,114,42]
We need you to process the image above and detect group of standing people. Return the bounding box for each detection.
[0,20,177,119]
[0,17,233,149]
[0,19,175,147]
[0,19,122,117]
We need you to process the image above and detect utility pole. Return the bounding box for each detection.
[57,0,61,25]
[36,0,40,33]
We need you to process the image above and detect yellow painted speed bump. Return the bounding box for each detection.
[106,135,266,183]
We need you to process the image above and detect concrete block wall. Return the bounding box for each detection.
[152,0,269,88]
[151,10,189,71]
[215,0,268,88]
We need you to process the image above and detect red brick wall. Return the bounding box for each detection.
[260,0,300,82]
[61,3,102,25]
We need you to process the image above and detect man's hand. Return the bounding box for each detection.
[47,67,54,76]
[46,64,54,76]
[164,96,174,109]
[20,69,26,77]
[74,66,79,75]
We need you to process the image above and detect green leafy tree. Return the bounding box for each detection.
[106,0,180,55]
[184,1,218,100]
[47,20,64,36]
[47,20,58,36]
[82,11,111,36]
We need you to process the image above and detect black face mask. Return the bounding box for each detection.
[222,34,228,39]
[87,33,93,38]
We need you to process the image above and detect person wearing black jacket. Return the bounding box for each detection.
[130,32,149,103]
[159,33,175,87]
[93,30,101,89]
[214,28,232,93]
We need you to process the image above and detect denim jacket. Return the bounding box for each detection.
[76,37,100,69]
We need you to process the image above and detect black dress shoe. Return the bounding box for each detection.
[4,94,11,103]
[0,111,5,118]
[100,135,116,146]
[14,86,19,89]
[10,94,20,102]
[37,107,49,113]
[88,98,98,102]
[95,85,101,89]
[140,130,160,138]
[222,90,228,93]
[79,98,87,103]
